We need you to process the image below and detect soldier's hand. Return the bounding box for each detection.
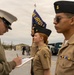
[13,57,22,66]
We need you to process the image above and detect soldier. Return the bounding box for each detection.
[22,46,26,55]
[0,9,22,75]
[53,1,74,75]
[30,9,47,75]
[30,9,47,57]
[32,25,52,75]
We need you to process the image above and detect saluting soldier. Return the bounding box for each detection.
[30,9,47,57]
[33,25,52,75]
[0,9,22,75]
[53,1,74,75]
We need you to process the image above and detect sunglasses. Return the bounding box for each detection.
[54,17,63,23]
[54,16,70,23]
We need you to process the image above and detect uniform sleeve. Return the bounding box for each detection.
[30,43,38,57]
[0,61,16,75]
[0,44,16,75]
[39,49,51,70]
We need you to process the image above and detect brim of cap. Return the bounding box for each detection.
[7,25,12,30]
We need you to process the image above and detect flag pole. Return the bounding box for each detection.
[34,4,36,9]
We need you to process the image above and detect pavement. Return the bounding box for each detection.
[5,50,57,75]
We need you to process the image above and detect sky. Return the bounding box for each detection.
[0,0,72,46]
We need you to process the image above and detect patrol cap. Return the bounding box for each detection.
[34,25,52,37]
[0,9,17,30]
[54,1,74,14]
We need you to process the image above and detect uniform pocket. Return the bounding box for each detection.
[59,55,73,68]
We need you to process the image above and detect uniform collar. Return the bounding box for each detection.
[64,40,68,45]
[38,44,47,50]
[67,34,74,45]
[59,34,74,53]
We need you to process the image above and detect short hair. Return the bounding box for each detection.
[64,13,74,18]
[39,33,48,44]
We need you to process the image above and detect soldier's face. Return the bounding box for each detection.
[53,13,72,34]
[0,18,8,35]
[33,33,42,44]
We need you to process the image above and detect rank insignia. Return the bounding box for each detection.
[56,5,59,10]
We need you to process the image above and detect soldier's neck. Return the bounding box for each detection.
[37,42,45,47]
[63,31,74,40]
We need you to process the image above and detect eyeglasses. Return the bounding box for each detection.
[54,16,70,23]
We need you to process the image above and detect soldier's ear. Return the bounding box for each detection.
[70,16,74,25]
[40,36,44,41]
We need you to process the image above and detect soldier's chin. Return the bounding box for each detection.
[33,40,36,43]
[56,30,62,33]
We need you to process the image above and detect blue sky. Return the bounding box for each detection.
[0,0,66,46]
